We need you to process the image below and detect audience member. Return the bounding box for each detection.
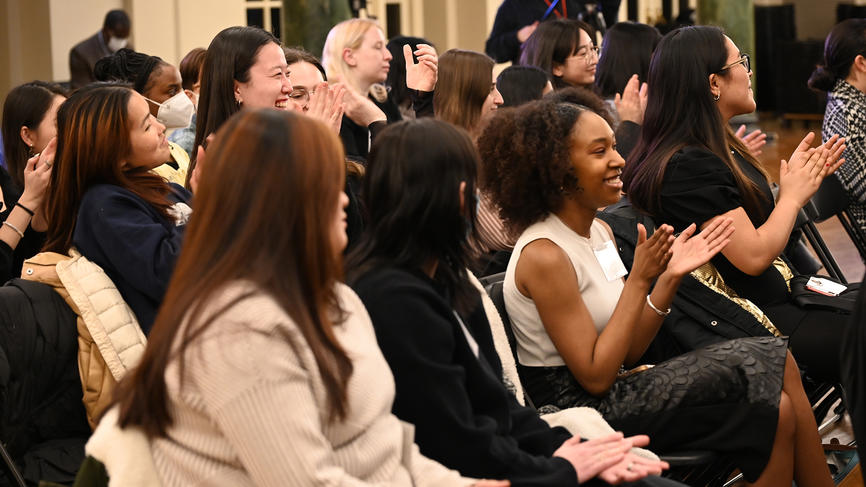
[479,96,833,486]
[350,118,673,487]
[496,65,552,107]
[520,19,597,90]
[434,49,512,261]
[486,0,616,65]
[0,81,66,281]
[810,18,866,231]
[595,22,660,104]
[386,36,434,120]
[42,84,191,334]
[167,47,207,155]
[284,46,364,250]
[69,9,132,89]
[97,109,490,487]
[94,49,193,185]
[322,19,437,160]
[624,25,848,383]
[186,26,289,188]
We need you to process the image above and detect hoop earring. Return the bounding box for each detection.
[713,92,720,102]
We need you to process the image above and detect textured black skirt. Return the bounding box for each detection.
[522,336,788,482]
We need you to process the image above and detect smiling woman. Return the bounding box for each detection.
[42,84,192,334]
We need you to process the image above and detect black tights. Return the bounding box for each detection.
[766,303,848,383]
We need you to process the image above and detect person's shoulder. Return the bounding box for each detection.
[353,266,431,298]
[71,32,100,53]
[80,184,142,205]
[667,145,730,174]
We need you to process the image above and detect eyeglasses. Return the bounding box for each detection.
[575,45,599,65]
[721,53,751,73]
[289,88,314,102]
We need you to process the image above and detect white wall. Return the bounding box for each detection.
[49,0,123,82]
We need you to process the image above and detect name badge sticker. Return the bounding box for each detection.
[593,240,628,281]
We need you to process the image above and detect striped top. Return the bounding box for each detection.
[151,281,471,486]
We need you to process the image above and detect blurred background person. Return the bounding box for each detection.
[69,9,132,90]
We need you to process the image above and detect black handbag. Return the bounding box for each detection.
[789,275,861,313]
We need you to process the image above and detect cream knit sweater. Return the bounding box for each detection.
[148,281,471,486]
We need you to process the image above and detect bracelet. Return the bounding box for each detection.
[646,294,671,317]
[2,221,24,239]
[15,202,34,217]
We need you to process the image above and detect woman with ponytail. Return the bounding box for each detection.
[809,19,866,231]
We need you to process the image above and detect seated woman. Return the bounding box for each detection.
[520,19,597,91]
[0,81,65,281]
[479,97,832,486]
[322,19,437,161]
[496,65,552,108]
[623,26,847,384]
[94,48,194,185]
[809,18,866,231]
[89,110,492,487]
[42,84,191,334]
[350,118,674,487]
[434,49,509,258]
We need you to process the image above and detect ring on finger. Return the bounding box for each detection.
[626,462,635,472]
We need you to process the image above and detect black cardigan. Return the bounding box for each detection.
[352,266,578,487]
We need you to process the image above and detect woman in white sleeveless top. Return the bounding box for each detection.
[477,94,833,487]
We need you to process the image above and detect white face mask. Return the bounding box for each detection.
[107,36,128,52]
[145,92,195,129]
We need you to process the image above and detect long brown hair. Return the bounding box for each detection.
[434,49,495,135]
[43,84,173,253]
[117,109,352,437]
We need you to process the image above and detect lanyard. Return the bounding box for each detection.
[542,0,567,20]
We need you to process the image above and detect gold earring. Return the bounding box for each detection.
[713,92,720,102]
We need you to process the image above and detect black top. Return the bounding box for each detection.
[657,146,787,305]
[0,167,45,284]
[73,183,191,334]
[352,266,578,487]
[339,90,434,162]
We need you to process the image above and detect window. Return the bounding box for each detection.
[246,0,282,40]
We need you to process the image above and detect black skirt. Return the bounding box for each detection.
[522,336,787,483]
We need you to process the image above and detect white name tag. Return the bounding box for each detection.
[593,240,628,282]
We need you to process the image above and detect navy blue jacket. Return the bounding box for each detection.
[73,183,191,334]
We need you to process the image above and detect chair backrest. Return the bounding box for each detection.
[809,174,849,222]
[483,275,519,361]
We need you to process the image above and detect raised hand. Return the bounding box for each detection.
[665,219,734,277]
[19,137,55,211]
[517,21,539,43]
[404,43,438,92]
[613,74,648,125]
[779,132,845,207]
[735,124,767,157]
[307,82,345,134]
[631,223,675,283]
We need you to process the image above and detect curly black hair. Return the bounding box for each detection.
[93,48,166,94]
[478,88,611,234]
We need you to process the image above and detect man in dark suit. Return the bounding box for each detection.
[68,10,132,90]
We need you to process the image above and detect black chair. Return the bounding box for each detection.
[807,174,866,264]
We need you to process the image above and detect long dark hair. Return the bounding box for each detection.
[43,84,173,253]
[623,26,768,219]
[347,119,480,315]
[595,22,661,98]
[117,110,352,437]
[809,18,866,92]
[497,65,550,107]
[520,19,594,90]
[186,26,279,187]
[1,81,67,190]
[386,36,432,108]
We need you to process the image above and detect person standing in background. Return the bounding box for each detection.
[485,0,620,65]
[69,10,132,90]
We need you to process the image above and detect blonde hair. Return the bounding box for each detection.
[322,18,388,102]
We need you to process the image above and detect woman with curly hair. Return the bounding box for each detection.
[478,95,834,486]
